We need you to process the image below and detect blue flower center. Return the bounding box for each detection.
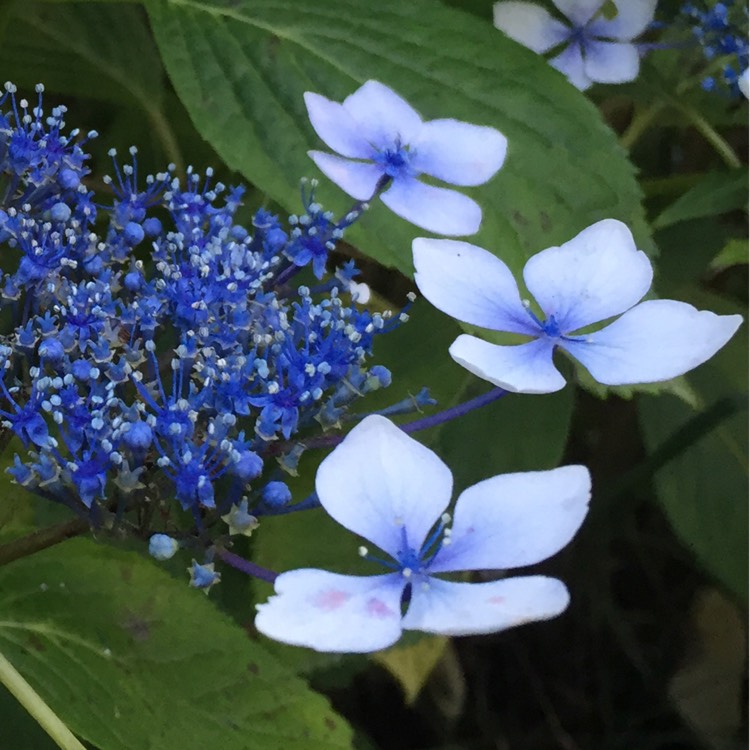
[397,544,424,576]
[541,313,563,338]
[523,303,566,340]
[568,25,589,46]
[360,514,451,580]
[374,144,413,180]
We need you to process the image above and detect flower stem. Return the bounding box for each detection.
[620,102,666,150]
[400,386,507,433]
[304,386,508,450]
[215,547,278,584]
[255,492,321,517]
[0,517,88,566]
[674,103,742,169]
[0,650,86,750]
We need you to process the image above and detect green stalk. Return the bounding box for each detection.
[675,103,743,169]
[620,101,666,149]
[0,517,88,566]
[0,651,86,750]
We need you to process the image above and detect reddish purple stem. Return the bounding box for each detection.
[216,547,278,584]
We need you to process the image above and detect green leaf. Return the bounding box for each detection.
[653,170,748,229]
[0,2,184,168]
[1,3,163,108]
[372,635,448,704]
[0,682,60,750]
[0,539,352,749]
[710,238,749,271]
[638,314,748,603]
[436,384,574,493]
[668,588,747,749]
[144,0,650,277]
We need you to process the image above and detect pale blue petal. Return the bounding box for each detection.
[402,576,570,636]
[308,151,384,201]
[560,300,743,385]
[255,570,404,653]
[449,335,566,394]
[342,80,423,151]
[493,2,571,54]
[551,0,603,26]
[523,219,652,333]
[583,41,640,84]
[411,119,508,186]
[550,42,592,90]
[381,178,482,236]
[430,466,591,573]
[315,415,453,557]
[304,92,374,159]
[588,0,658,40]
[739,68,749,99]
[412,238,538,335]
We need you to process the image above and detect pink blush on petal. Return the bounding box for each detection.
[313,589,350,612]
[366,597,397,619]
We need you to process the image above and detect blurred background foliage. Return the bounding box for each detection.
[0,0,746,748]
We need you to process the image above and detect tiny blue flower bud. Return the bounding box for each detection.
[149,534,179,561]
[72,360,94,380]
[230,225,249,241]
[142,217,162,237]
[124,271,143,292]
[232,449,263,480]
[83,254,104,276]
[122,421,153,452]
[49,202,72,223]
[58,168,80,190]
[39,338,65,364]
[262,481,291,508]
[123,221,145,246]
[370,365,392,388]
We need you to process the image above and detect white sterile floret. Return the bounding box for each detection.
[412,219,743,394]
[493,0,657,90]
[303,80,507,236]
[255,415,590,653]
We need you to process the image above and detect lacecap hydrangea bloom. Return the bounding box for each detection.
[0,81,404,533]
[493,0,658,90]
[255,416,590,652]
[304,80,507,236]
[413,219,742,394]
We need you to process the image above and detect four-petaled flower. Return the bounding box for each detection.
[493,0,658,90]
[255,415,590,652]
[304,80,507,236]
[413,219,743,394]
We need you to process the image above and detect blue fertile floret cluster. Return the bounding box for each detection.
[0,82,396,527]
[681,1,749,93]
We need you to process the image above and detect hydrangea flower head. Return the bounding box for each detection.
[304,80,508,236]
[255,415,590,653]
[413,219,743,394]
[682,1,749,96]
[493,0,658,90]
